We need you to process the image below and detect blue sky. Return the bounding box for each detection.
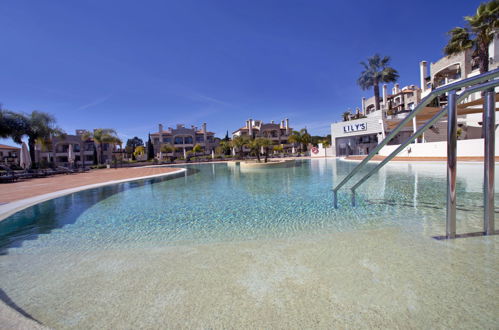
[0,0,484,145]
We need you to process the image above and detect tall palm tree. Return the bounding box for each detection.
[444,0,498,74]
[247,138,262,162]
[288,128,311,153]
[357,54,399,111]
[231,136,249,159]
[83,129,120,165]
[258,138,272,163]
[9,111,64,165]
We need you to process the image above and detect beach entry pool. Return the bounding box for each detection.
[0,159,498,328]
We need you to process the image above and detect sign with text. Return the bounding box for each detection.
[343,122,367,133]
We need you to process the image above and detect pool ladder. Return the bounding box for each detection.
[333,68,499,239]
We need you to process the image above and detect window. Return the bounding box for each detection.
[163,137,171,143]
[196,136,204,142]
[174,137,183,144]
[184,136,193,144]
[102,143,109,151]
[153,138,159,144]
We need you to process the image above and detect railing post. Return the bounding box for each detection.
[446,91,457,239]
[483,89,495,235]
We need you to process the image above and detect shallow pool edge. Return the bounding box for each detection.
[0,168,187,223]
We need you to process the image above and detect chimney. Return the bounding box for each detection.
[270,120,274,124]
[420,61,427,92]
[395,83,400,94]
[202,123,207,144]
[159,124,163,132]
[246,120,249,128]
[356,107,360,115]
[361,97,366,115]
[285,118,289,133]
[248,118,253,137]
[382,84,388,109]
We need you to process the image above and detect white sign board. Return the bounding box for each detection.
[343,122,367,133]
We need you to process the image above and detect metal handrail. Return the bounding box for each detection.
[349,79,499,205]
[333,68,499,208]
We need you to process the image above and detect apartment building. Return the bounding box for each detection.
[232,118,293,143]
[0,144,20,166]
[150,123,217,156]
[36,129,120,166]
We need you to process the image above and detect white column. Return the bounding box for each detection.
[412,116,418,144]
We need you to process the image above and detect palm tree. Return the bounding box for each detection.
[357,54,399,110]
[258,138,272,163]
[9,111,64,165]
[247,138,262,162]
[219,140,232,155]
[231,136,249,159]
[342,111,351,121]
[83,129,120,165]
[444,0,498,74]
[288,128,311,153]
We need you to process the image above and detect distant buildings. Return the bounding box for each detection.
[232,118,293,143]
[150,123,217,156]
[36,129,120,167]
[0,144,20,166]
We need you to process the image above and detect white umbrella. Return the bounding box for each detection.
[183,148,187,159]
[211,149,215,159]
[68,144,75,165]
[20,142,31,169]
[232,147,236,156]
[292,146,296,154]
[159,151,163,161]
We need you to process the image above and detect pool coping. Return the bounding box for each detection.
[0,167,187,223]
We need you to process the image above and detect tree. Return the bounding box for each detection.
[126,136,144,160]
[258,138,272,163]
[223,131,230,141]
[247,138,262,162]
[357,54,399,110]
[82,128,121,165]
[192,144,203,156]
[219,140,232,155]
[134,146,145,159]
[230,135,249,159]
[93,144,98,165]
[342,111,351,122]
[273,145,284,154]
[8,111,65,166]
[288,128,311,153]
[146,134,155,160]
[444,0,498,74]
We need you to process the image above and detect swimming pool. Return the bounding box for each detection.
[0,159,498,328]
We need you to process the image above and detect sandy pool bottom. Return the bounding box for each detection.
[1,227,498,329]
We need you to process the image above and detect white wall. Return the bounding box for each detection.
[379,136,499,157]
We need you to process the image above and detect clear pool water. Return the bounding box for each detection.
[0,159,498,328]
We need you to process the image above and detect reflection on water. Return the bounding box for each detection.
[0,160,497,254]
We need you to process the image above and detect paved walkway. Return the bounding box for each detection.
[0,167,179,204]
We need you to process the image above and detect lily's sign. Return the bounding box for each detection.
[343,122,367,133]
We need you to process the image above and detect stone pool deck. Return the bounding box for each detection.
[0,167,180,204]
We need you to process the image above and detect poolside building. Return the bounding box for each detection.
[331,32,499,157]
[233,118,293,141]
[36,129,121,167]
[150,123,218,156]
[0,144,20,166]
